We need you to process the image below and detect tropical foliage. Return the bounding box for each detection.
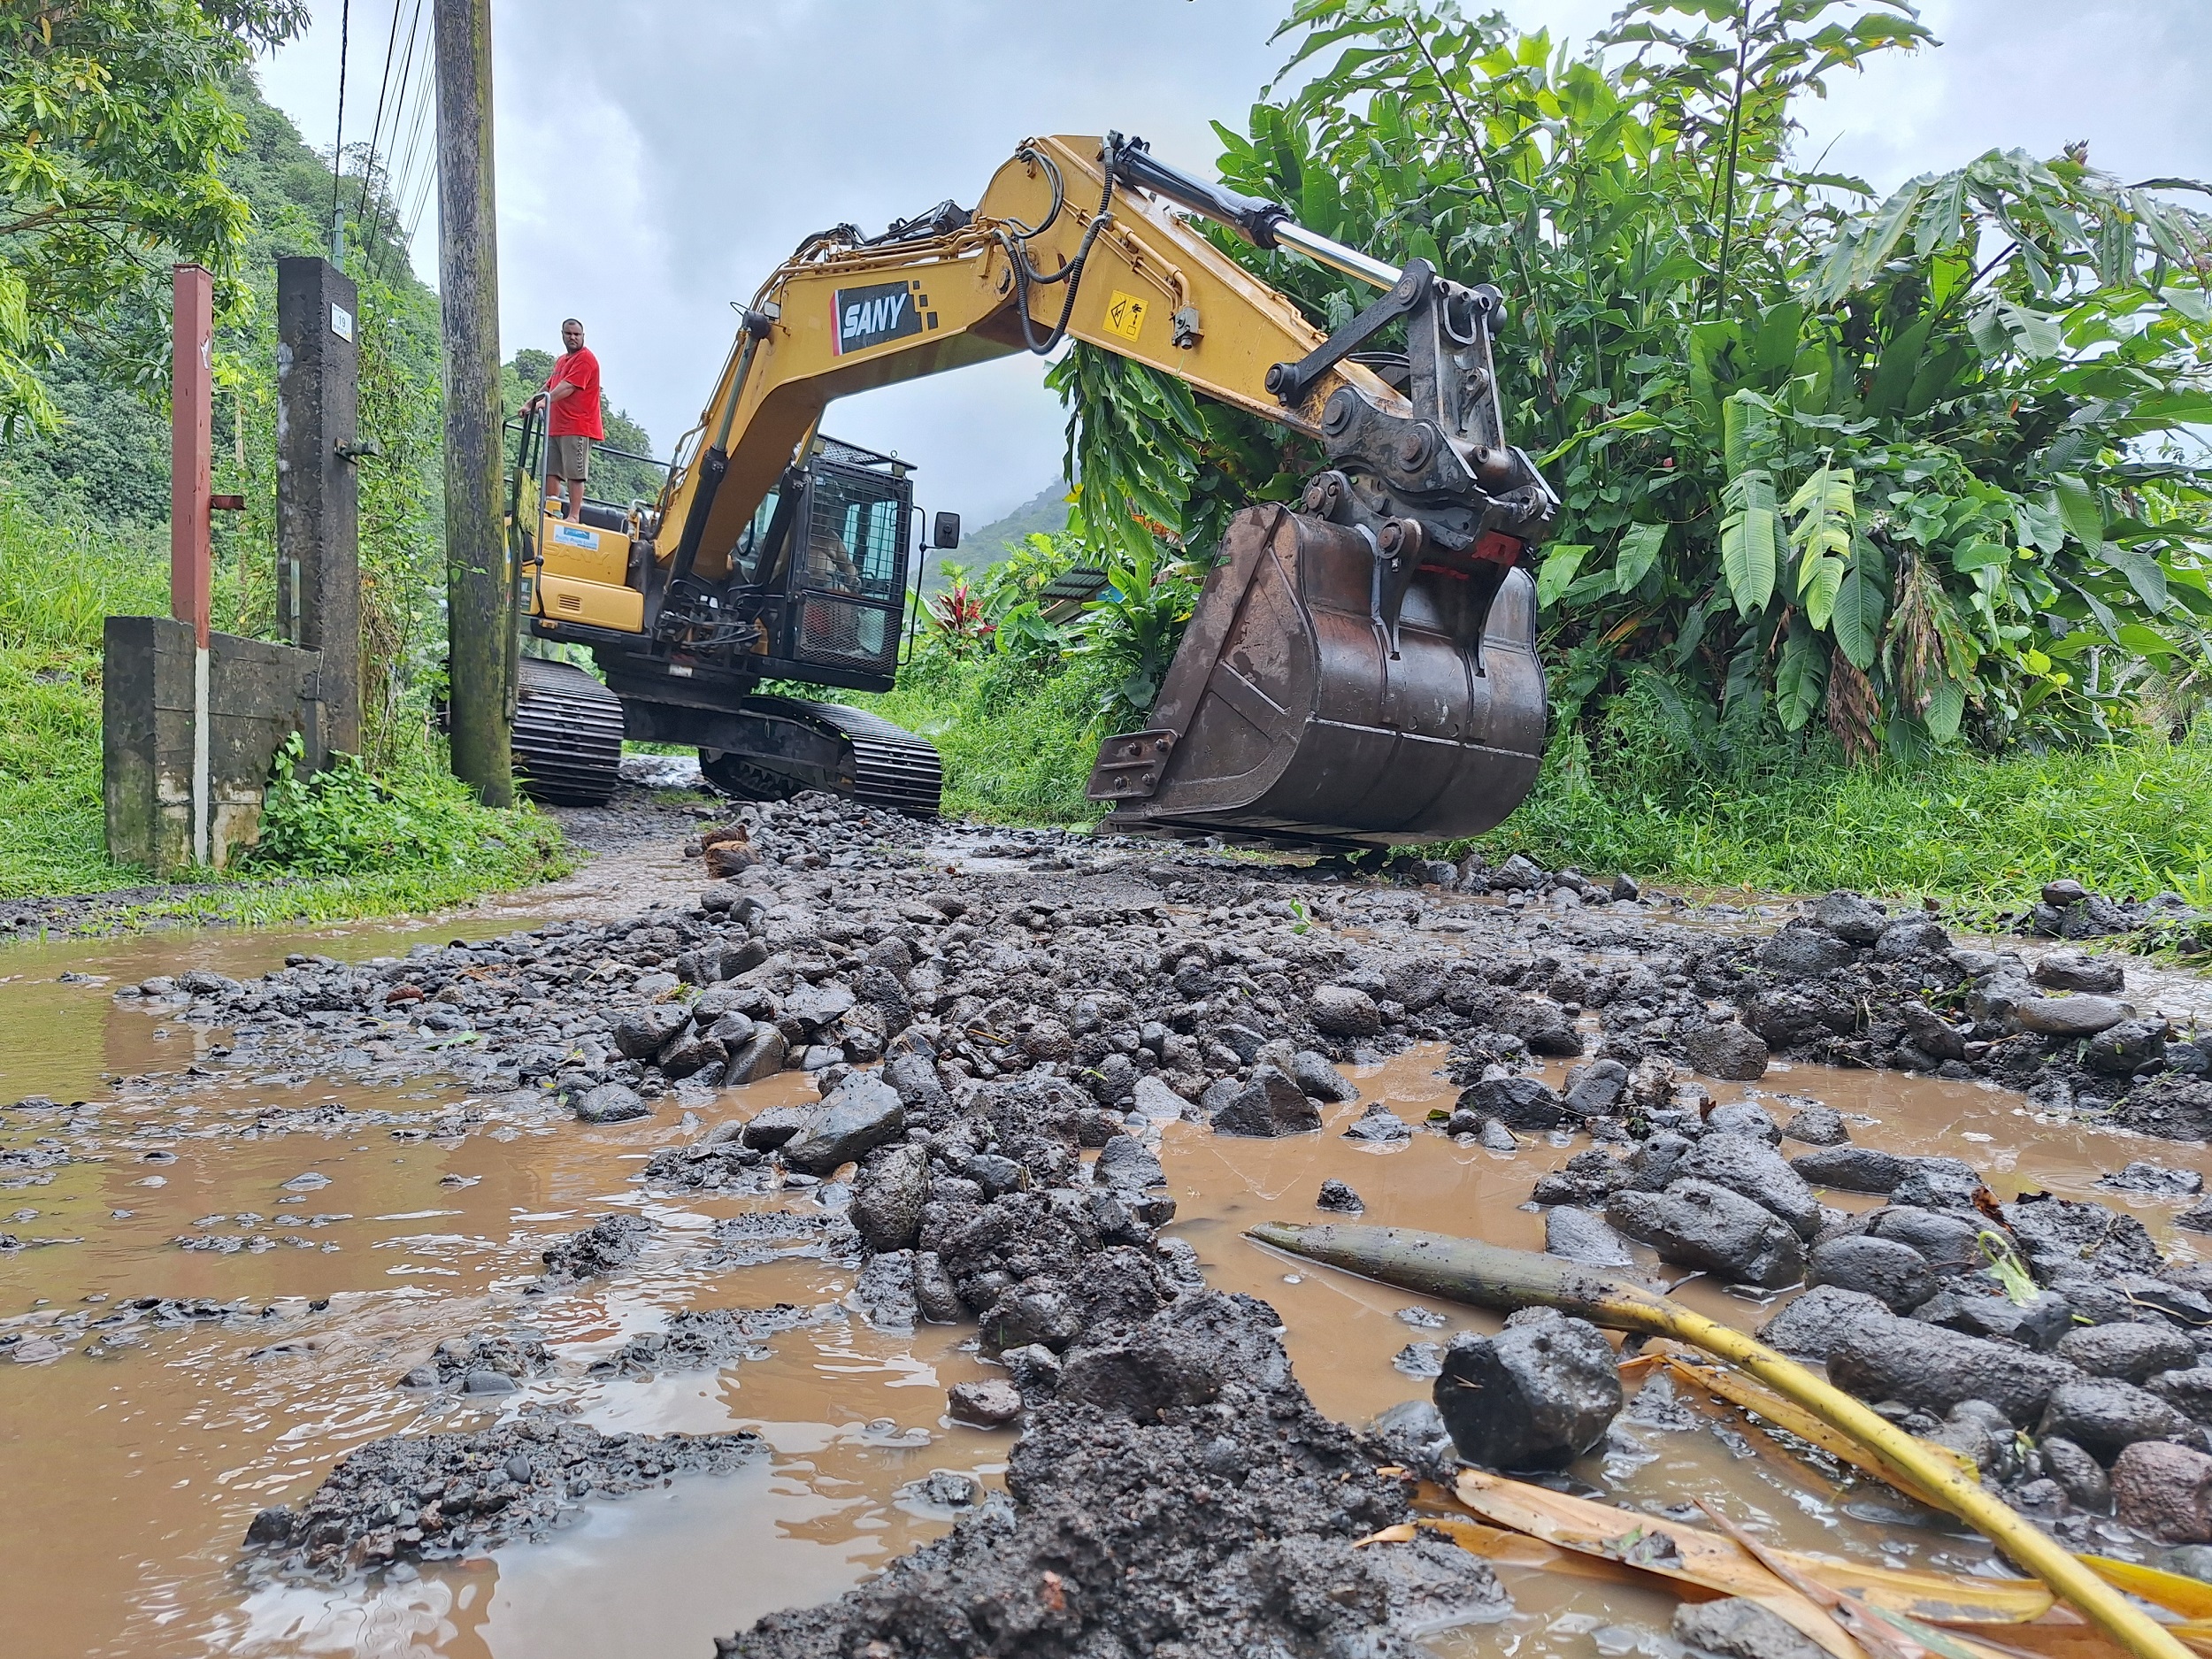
[0,0,308,433]
[1061,0,2212,765]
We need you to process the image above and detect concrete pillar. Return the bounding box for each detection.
[276,256,361,758]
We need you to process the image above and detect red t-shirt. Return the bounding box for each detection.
[546,348,603,439]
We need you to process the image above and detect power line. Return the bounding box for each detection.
[328,0,351,263]
[362,0,428,279]
[352,0,408,263]
[377,4,437,285]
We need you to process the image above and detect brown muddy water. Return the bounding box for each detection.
[7,918,2212,1658]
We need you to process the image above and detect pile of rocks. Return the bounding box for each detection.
[722,1292,1509,1659]
[2018,878,2199,943]
[242,1414,764,1578]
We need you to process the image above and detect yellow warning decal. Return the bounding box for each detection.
[1103,290,1148,342]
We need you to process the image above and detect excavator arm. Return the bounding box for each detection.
[656,133,1555,589]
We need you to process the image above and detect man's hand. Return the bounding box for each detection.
[525,391,547,415]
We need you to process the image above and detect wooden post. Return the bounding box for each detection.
[434,0,513,805]
[171,264,214,864]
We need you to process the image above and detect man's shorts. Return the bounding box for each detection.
[548,434,592,482]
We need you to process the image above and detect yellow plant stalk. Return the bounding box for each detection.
[1247,1221,2195,1659]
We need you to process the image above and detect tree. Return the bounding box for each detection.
[1061,0,2212,765]
[0,0,307,434]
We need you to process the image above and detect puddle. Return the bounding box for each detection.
[10,920,2212,1658]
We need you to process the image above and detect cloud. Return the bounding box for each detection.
[255,0,2212,525]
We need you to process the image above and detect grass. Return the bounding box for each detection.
[844,642,1123,824]
[1471,708,2212,910]
[0,489,572,926]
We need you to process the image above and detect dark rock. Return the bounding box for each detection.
[912,1251,964,1324]
[1783,1104,1848,1146]
[2037,948,2127,994]
[2123,1077,2212,1144]
[2056,1323,2198,1385]
[1912,1285,2074,1351]
[1605,1179,1806,1289]
[2114,1440,2212,1541]
[1501,995,1584,1057]
[2085,1017,2170,1077]
[1563,1058,1629,1116]
[2097,1162,2205,1198]
[1816,891,1890,945]
[541,1213,652,1282]
[1316,1179,1364,1215]
[1624,1132,1694,1193]
[1610,872,1640,901]
[782,1075,906,1176]
[1756,1286,1892,1363]
[2044,879,2089,907]
[1790,1145,1912,1194]
[1290,1049,1357,1103]
[2038,1378,2193,1461]
[242,1417,761,1576]
[1342,1103,1411,1143]
[1706,1102,1780,1144]
[849,1250,920,1332]
[2003,1193,2164,1281]
[1673,1596,1829,1659]
[947,1379,1023,1427]
[2041,1435,2113,1512]
[1458,1074,1567,1133]
[2015,995,2128,1038]
[739,1103,810,1150]
[850,1142,930,1252]
[726,1025,789,1084]
[1309,985,1383,1038]
[1093,1135,1164,1192]
[572,1082,649,1125]
[1758,928,1859,976]
[1828,1315,2078,1424]
[1678,1133,1822,1239]
[1212,1065,1324,1137]
[1866,1206,1983,1272]
[2153,1368,2212,1425]
[1887,1157,1985,1210]
[612,1003,689,1060]
[1432,1312,1622,1471]
[1809,1235,1939,1312]
[1543,1206,1637,1268]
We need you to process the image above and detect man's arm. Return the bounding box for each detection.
[526,380,580,413]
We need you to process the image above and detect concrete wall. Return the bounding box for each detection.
[104,616,326,876]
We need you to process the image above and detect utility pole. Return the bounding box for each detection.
[434,0,512,804]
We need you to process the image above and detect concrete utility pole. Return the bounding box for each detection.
[434,0,512,804]
[275,256,362,758]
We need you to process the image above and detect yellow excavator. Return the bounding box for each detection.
[505,132,1558,845]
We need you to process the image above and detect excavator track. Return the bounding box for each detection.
[511,657,625,806]
[786,700,944,816]
[700,696,942,818]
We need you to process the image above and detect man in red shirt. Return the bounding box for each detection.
[526,317,603,520]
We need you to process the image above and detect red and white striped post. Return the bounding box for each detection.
[171,264,213,864]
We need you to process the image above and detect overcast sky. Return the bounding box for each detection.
[256,0,2212,527]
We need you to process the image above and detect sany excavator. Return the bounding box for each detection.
[504,133,1558,845]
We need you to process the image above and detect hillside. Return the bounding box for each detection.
[926,477,1068,594]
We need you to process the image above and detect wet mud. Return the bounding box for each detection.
[8,801,2212,1658]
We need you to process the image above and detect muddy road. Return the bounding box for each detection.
[7,792,2212,1657]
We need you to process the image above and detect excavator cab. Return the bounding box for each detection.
[722,439,911,685]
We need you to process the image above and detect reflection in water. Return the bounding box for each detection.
[7,919,2212,1657]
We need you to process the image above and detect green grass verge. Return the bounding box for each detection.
[0,491,572,925]
[1474,729,2212,910]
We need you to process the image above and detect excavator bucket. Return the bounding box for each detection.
[1086,504,1546,847]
